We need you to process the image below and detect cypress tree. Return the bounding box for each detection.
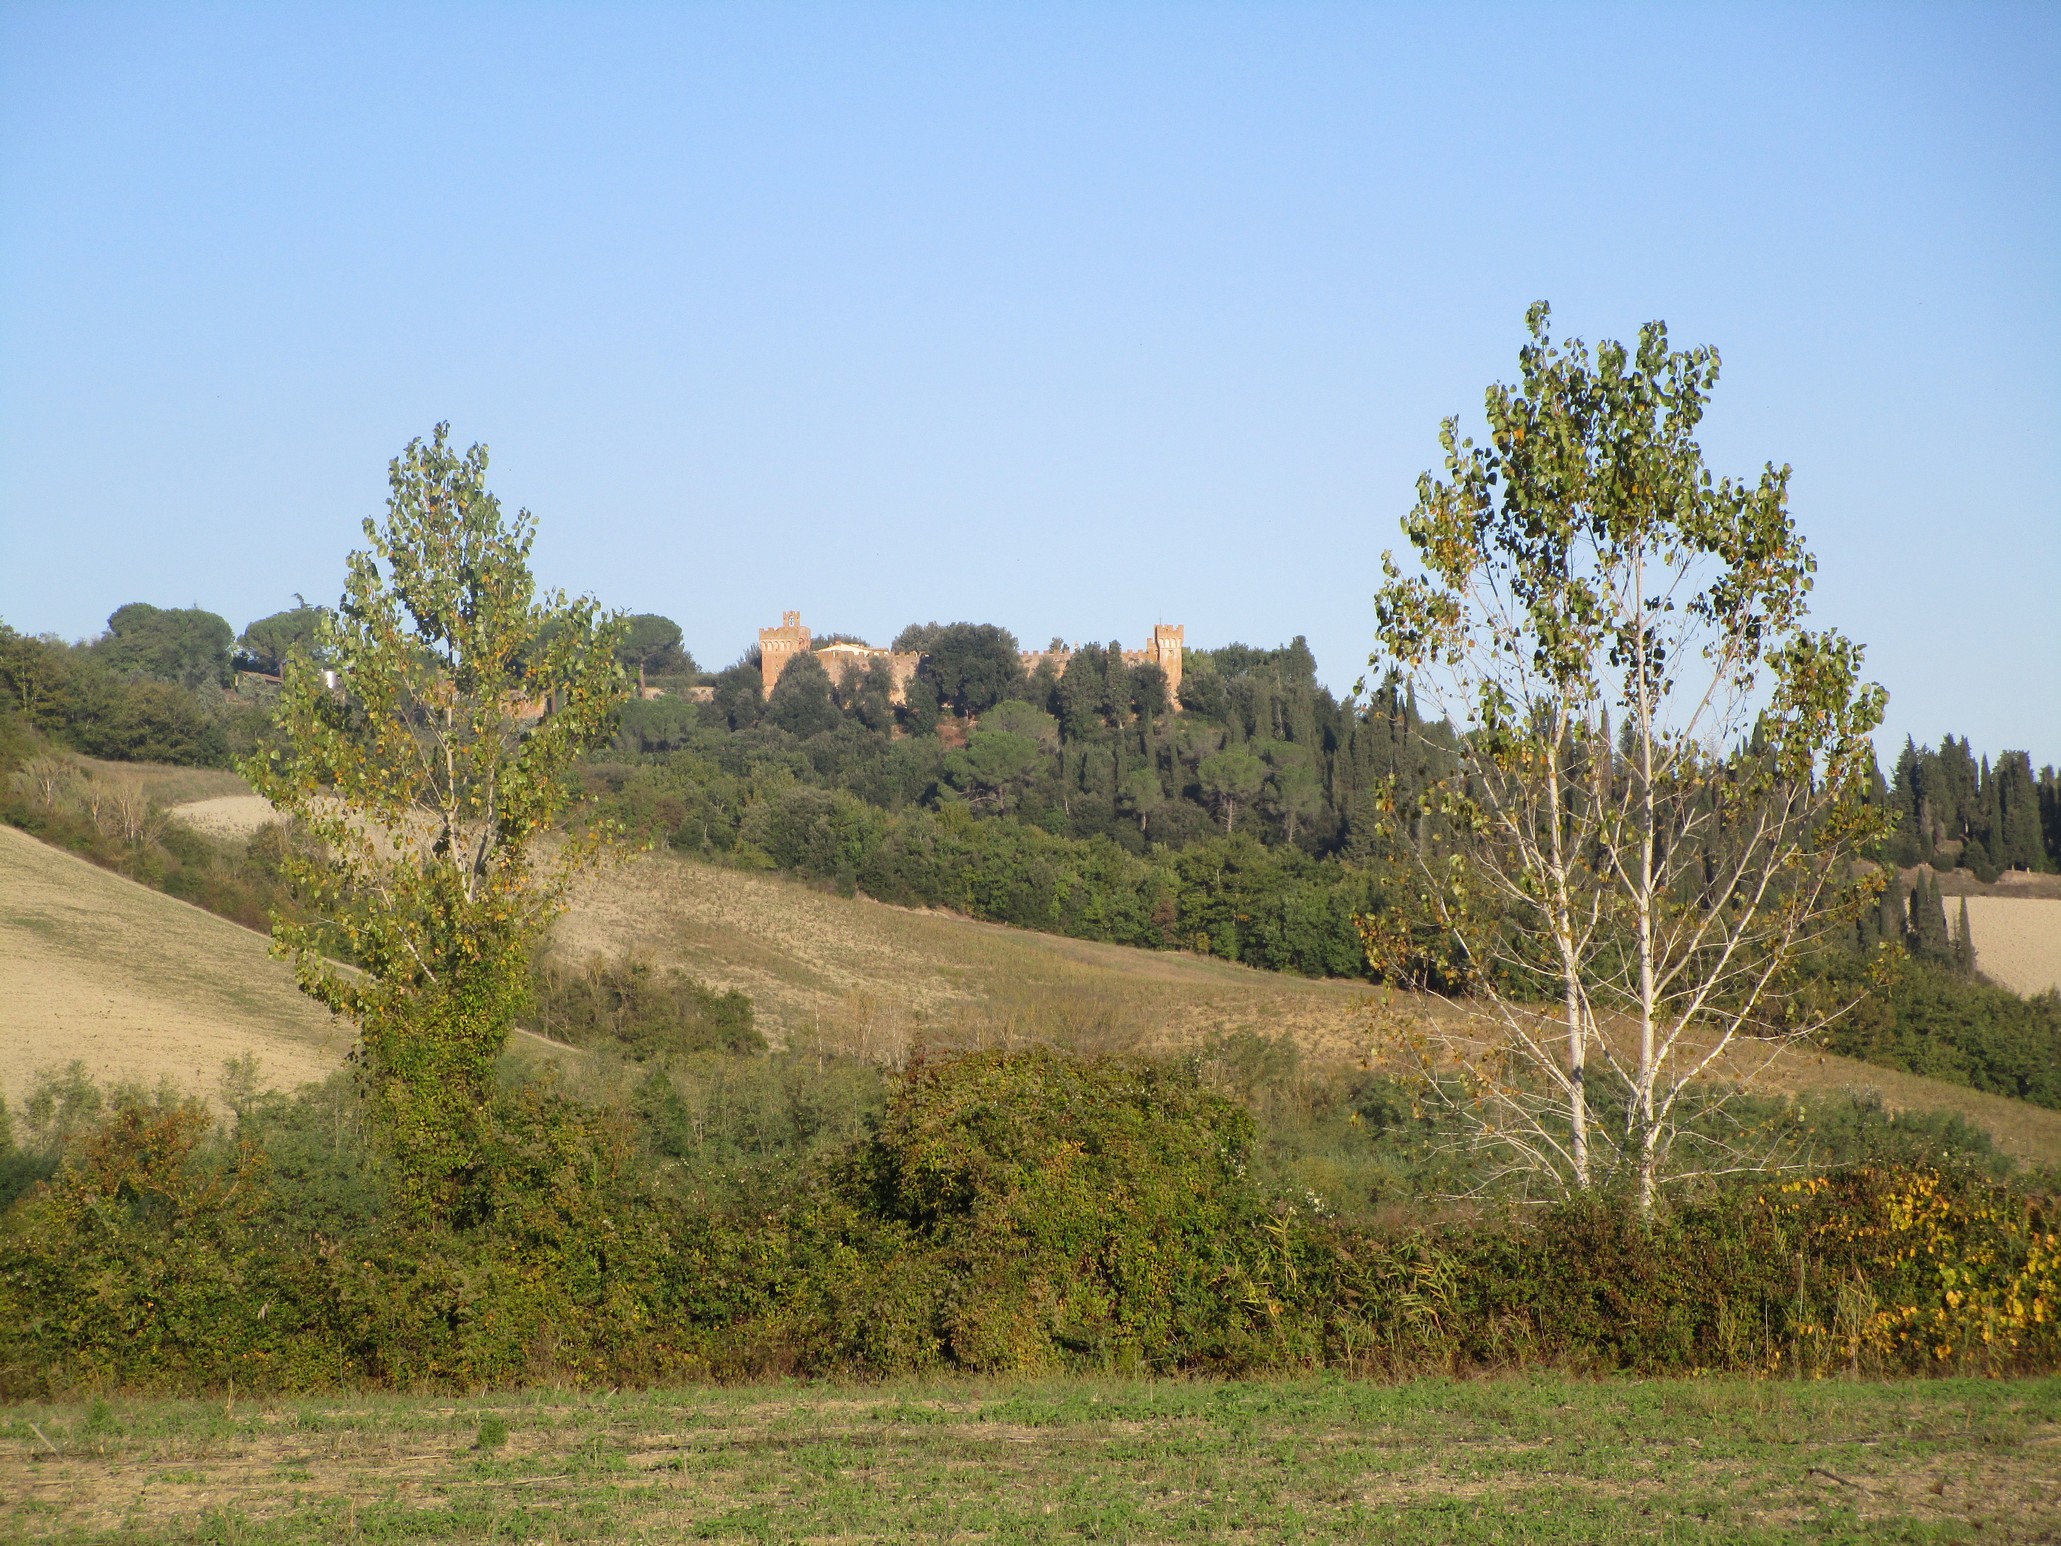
[1970,756,2005,880]
[1886,739,1923,865]
[1954,896,1976,977]
[2043,764,2061,871]
[1908,869,1951,961]
[1994,751,2044,872]
[1939,736,1979,844]
[1874,869,1905,952]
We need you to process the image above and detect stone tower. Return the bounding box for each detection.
[758,610,811,696]
[1148,622,1185,701]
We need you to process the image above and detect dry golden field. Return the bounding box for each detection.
[1962,896,2061,998]
[163,793,279,841]
[0,824,348,1102]
[556,848,2061,1167]
[555,848,1385,1064]
[78,757,251,808]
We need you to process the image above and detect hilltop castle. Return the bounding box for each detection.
[758,612,1184,706]
[1020,624,1185,702]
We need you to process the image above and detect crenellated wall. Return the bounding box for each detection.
[758,612,1184,709]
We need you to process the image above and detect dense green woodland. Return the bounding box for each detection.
[7,600,2056,878]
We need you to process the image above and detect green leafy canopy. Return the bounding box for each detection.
[244,425,630,1216]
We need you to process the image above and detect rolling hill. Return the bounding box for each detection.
[0,823,348,1102]
[6,812,2061,1167]
[555,845,2061,1166]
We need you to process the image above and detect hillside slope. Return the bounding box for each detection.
[0,824,348,1102]
[7,823,2061,1166]
[558,849,2061,1167]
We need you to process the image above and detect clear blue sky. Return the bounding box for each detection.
[2,3,2055,761]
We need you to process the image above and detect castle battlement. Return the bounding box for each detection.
[757,610,811,695]
[759,612,1183,707]
[1019,622,1183,701]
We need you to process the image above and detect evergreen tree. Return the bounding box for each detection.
[1865,868,1904,952]
[1887,738,1924,864]
[1198,746,1267,832]
[1993,751,2045,871]
[831,657,897,735]
[1937,736,1979,850]
[237,604,329,676]
[2042,764,2061,870]
[614,614,693,687]
[1954,896,1977,977]
[709,658,765,731]
[1908,869,1952,961]
[914,623,1024,717]
[1056,645,1123,743]
[1968,755,2004,880]
[97,603,235,690]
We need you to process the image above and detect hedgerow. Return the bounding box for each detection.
[2,1049,2053,1397]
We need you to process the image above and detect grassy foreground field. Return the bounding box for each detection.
[4,1377,2059,1544]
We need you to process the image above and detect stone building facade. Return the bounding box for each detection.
[758,613,1185,708]
[758,613,923,704]
[756,611,812,695]
[816,640,926,703]
[1019,623,1184,703]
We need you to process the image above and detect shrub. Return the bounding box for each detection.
[0,1096,342,1393]
[1820,955,2061,1109]
[2,1053,2055,1395]
[530,952,761,1057]
[842,1048,1285,1373]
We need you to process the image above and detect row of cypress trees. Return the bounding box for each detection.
[1886,735,2058,878]
[1864,868,1978,976]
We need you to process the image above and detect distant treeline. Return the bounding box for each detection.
[0,605,273,766]
[594,637,1459,982]
[0,605,696,768]
[1885,735,2061,879]
[625,629,1460,862]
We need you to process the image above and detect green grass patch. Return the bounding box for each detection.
[5,1375,2058,1543]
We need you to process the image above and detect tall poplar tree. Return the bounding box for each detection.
[246,426,628,1220]
[1369,304,1889,1212]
